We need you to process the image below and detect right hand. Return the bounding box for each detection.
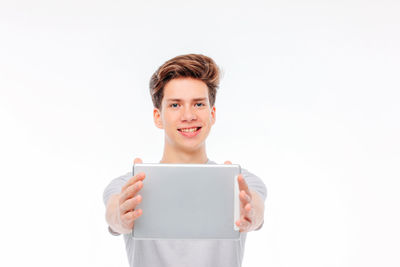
[117,158,145,232]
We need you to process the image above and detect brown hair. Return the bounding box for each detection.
[149,54,220,110]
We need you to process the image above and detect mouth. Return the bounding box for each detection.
[178,127,202,133]
[177,127,202,137]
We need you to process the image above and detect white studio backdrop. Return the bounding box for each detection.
[0,1,399,266]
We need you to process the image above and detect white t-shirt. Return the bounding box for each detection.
[103,160,267,267]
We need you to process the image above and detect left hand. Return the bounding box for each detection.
[224,161,255,232]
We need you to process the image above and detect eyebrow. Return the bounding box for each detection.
[166,98,208,102]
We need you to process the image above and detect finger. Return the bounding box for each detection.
[235,220,241,227]
[247,208,255,220]
[121,157,144,192]
[243,203,254,220]
[120,194,142,214]
[134,158,143,164]
[224,160,232,164]
[121,172,146,192]
[240,190,252,204]
[120,180,144,204]
[237,175,251,197]
[239,201,253,221]
[239,191,248,211]
[236,219,251,232]
[122,209,143,225]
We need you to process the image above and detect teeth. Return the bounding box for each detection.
[180,127,198,133]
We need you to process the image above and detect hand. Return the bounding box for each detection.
[235,174,255,232]
[224,160,255,232]
[117,158,145,232]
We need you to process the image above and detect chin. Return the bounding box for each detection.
[177,141,205,152]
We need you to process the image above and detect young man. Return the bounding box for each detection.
[103,54,267,267]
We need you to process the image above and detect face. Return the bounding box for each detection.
[153,78,216,153]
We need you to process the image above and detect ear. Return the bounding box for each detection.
[211,106,216,125]
[153,108,164,129]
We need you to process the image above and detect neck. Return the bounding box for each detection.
[160,140,208,164]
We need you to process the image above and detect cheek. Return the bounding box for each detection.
[163,113,178,128]
[200,111,213,125]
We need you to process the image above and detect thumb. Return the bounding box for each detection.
[134,158,143,164]
[224,160,232,165]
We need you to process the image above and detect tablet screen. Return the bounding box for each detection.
[132,163,241,240]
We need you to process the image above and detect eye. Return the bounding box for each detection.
[195,103,205,107]
[170,103,179,108]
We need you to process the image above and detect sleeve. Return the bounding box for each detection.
[103,172,132,236]
[241,167,267,231]
[103,172,132,206]
[241,168,267,202]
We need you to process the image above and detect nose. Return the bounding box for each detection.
[180,105,197,122]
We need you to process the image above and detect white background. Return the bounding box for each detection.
[0,0,399,266]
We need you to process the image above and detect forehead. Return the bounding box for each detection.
[163,78,209,101]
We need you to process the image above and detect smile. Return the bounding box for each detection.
[178,127,201,132]
[177,127,202,137]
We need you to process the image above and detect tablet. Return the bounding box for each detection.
[132,163,241,240]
